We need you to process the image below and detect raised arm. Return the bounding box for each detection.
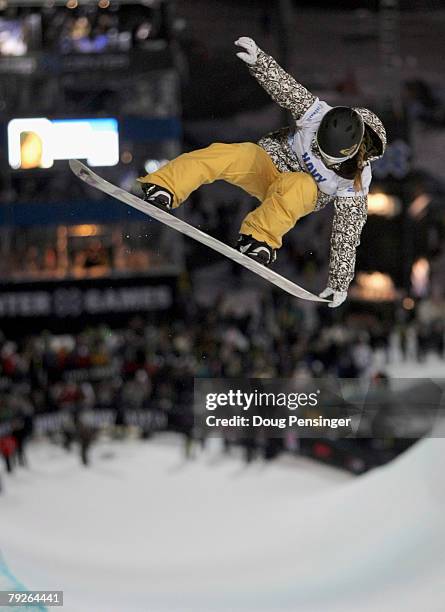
[235,37,316,120]
[322,195,368,306]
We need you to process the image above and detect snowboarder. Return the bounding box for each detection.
[139,37,387,307]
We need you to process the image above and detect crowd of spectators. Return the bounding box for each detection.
[0,290,444,478]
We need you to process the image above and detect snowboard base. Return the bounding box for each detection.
[69,160,329,303]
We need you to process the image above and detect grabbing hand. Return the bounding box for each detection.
[319,287,348,308]
[235,37,258,66]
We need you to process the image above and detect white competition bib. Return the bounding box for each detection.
[290,99,372,197]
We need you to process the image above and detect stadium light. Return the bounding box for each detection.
[68,224,101,237]
[402,297,415,310]
[352,271,397,302]
[144,159,168,174]
[367,192,400,217]
[408,193,431,219]
[411,257,430,297]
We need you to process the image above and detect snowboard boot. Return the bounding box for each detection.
[236,234,277,266]
[141,183,174,211]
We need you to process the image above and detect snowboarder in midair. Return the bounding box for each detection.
[138,37,387,308]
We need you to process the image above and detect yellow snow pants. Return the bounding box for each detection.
[138,142,318,249]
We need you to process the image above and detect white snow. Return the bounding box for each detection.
[1,435,444,612]
[386,354,445,379]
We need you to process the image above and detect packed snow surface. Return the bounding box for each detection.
[1,436,444,612]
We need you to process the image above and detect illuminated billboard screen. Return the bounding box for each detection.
[8,117,119,169]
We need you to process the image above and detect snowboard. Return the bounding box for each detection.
[69,160,328,303]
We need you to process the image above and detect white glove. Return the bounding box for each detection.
[319,287,348,308]
[235,37,258,66]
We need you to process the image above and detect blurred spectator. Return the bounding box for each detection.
[0,435,17,473]
[66,409,96,467]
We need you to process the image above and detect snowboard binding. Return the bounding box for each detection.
[141,183,174,211]
[236,234,277,266]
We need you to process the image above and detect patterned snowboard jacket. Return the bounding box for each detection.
[249,49,387,293]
